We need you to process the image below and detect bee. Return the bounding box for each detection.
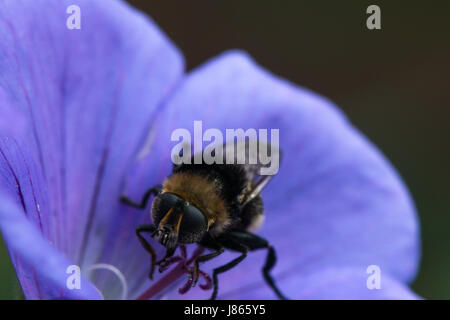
[120,141,287,300]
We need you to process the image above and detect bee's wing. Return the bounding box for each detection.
[220,139,282,207]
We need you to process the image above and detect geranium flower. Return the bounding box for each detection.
[0,0,420,300]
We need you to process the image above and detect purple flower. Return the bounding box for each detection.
[0,0,420,300]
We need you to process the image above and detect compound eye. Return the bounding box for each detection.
[151,193,180,225]
[178,205,207,243]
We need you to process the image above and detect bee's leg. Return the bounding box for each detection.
[223,230,288,300]
[156,245,177,267]
[120,185,162,209]
[193,233,224,287]
[192,248,225,287]
[196,232,250,299]
[206,239,249,300]
[136,224,158,280]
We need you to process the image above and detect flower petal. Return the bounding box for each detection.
[0,0,184,298]
[221,266,421,300]
[0,87,26,137]
[132,51,419,299]
[0,193,101,299]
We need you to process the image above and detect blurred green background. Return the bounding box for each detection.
[1,0,449,299]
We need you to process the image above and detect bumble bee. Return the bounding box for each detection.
[120,141,287,300]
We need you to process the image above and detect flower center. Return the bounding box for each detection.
[136,245,212,300]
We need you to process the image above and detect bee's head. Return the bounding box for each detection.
[151,193,208,250]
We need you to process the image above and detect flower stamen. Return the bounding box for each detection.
[136,245,211,300]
